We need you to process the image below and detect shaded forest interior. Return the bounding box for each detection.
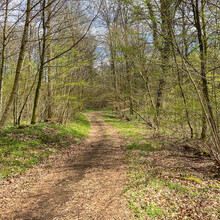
[0,1,220,169]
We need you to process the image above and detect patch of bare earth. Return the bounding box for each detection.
[0,112,130,219]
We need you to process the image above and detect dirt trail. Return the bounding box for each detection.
[1,112,130,219]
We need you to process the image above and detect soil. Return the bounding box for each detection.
[0,112,130,219]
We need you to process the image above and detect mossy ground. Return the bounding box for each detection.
[0,113,90,180]
[103,109,220,219]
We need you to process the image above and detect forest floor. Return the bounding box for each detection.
[0,110,220,219]
[0,112,130,219]
[103,110,220,219]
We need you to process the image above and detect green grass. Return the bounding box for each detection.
[85,106,113,113]
[165,181,191,193]
[0,113,90,180]
[103,110,149,142]
[127,143,156,152]
[84,108,101,113]
[102,109,160,155]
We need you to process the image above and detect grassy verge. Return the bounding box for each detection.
[0,113,90,180]
[103,109,220,219]
[103,110,150,143]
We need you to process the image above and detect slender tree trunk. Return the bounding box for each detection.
[177,68,194,138]
[0,0,9,116]
[121,7,133,115]
[31,0,47,124]
[109,39,119,113]
[0,0,31,129]
[126,61,134,115]
[147,1,160,124]
[17,72,38,126]
[172,3,193,138]
[182,3,189,57]
[106,17,119,114]
[17,24,34,126]
[46,0,53,120]
[192,0,217,139]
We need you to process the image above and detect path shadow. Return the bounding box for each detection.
[13,116,124,219]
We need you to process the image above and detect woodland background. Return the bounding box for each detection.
[0,0,219,162]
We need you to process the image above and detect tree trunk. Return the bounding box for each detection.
[31,0,47,124]
[192,0,217,139]
[155,0,172,119]
[0,0,31,129]
[46,0,53,120]
[0,0,9,116]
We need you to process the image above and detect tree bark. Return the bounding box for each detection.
[46,0,53,120]
[155,0,172,118]
[0,0,31,129]
[192,0,217,139]
[0,0,9,116]
[31,0,47,124]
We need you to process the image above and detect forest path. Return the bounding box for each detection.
[2,112,130,219]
